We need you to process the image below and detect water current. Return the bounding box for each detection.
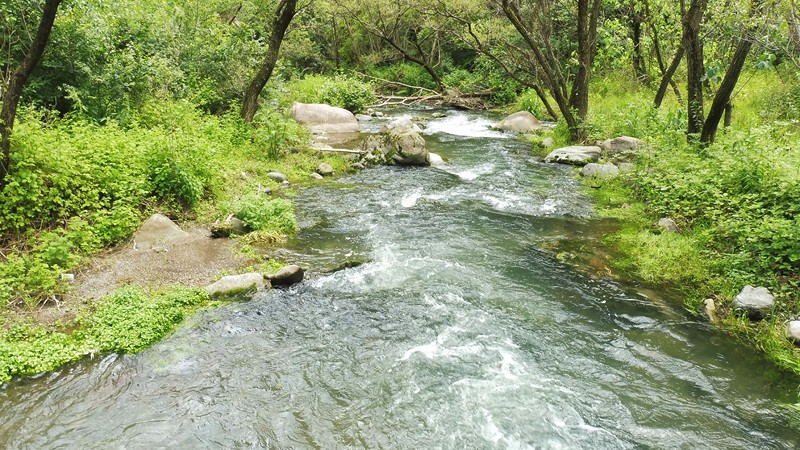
[1,109,799,449]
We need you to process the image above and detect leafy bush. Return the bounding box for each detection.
[233,193,298,235]
[281,74,375,113]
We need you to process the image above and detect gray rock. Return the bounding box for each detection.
[267,172,288,183]
[544,146,601,166]
[268,264,305,287]
[355,114,372,121]
[733,285,775,320]
[317,162,335,176]
[358,129,430,167]
[431,112,448,118]
[380,117,422,134]
[541,137,555,148]
[617,162,635,173]
[260,187,273,196]
[600,136,642,154]
[205,272,266,300]
[310,172,324,180]
[289,102,360,134]
[497,111,542,133]
[281,180,290,187]
[581,163,619,180]
[656,218,679,232]
[227,217,247,235]
[133,214,189,250]
[787,321,800,344]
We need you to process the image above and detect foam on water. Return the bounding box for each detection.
[423,113,508,138]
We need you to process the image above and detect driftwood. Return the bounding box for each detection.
[356,72,494,110]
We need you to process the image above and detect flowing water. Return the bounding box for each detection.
[1,109,799,449]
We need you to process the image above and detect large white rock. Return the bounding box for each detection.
[787,321,800,344]
[289,102,360,134]
[496,111,542,133]
[205,272,265,300]
[133,214,189,250]
[544,146,601,166]
[733,285,775,320]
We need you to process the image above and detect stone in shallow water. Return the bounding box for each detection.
[205,273,266,300]
[268,264,305,287]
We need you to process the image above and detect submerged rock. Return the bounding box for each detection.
[496,111,542,133]
[544,146,601,166]
[733,285,775,320]
[205,272,266,300]
[268,264,305,287]
[581,163,619,180]
[133,214,190,250]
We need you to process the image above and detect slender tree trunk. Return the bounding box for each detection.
[654,46,685,108]
[1,0,63,189]
[568,0,601,141]
[629,7,648,83]
[700,38,753,143]
[241,0,297,122]
[682,0,708,137]
[723,103,732,127]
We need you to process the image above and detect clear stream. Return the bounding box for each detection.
[1,109,799,449]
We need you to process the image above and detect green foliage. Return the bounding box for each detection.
[280,74,375,113]
[0,286,210,382]
[232,193,298,235]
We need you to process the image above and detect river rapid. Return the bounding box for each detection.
[1,109,798,449]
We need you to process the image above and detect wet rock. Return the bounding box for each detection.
[787,321,800,344]
[656,218,679,232]
[380,117,422,134]
[267,172,288,183]
[268,264,305,287]
[581,163,619,180]
[358,128,430,167]
[310,172,324,180]
[431,112,448,118]
[205,272,266,300]
[541,137,555,148]
[600,136,642,154]
[497,111,542,133]
[733,285,775,320]
[429,152,445,166]
[289,102,360,134]
[544,146,601,166]
[133,214,190,250]
[317,162,335,177]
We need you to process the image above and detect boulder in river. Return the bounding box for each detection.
[289,102,360,134]
[205,272,266,301]
[268,264,305,287]
[544,146,601,166]
[496,111,542,133]
[581,163,619,180]
[133,214,190,250]
[599,136,641,154]
[733,285,775,320]
[359,117,430,167]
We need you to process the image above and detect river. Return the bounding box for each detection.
[1,109,798,449]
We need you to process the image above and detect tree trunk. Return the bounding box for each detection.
[629,6,649,83]
[568,0,601,142]
[654,46,685,108]
[700,38,753,143]
[723,103,732,127]
[1,0,63,189]
[241,0,297,122]
[682,0,708,137]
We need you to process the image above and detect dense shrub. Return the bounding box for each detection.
[233,193,298,235]
[281,74,375,113]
